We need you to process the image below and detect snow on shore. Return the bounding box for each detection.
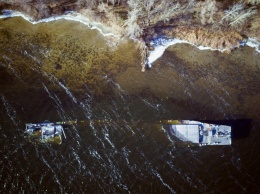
[148,37,260,66]
[147,38,227,66]
[246,38,260,53]
[0,10,119,37]
[1,10,259,67]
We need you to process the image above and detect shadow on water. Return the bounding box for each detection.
[0,16,260,193]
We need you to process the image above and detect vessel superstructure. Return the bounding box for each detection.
[25,121,66,144]
[163,120,231,146]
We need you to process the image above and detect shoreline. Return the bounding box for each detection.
[1,9,260,68]
[0,10,120,37]
[1,9,260,122]
[148,37,260,66]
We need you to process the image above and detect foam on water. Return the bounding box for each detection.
[154,171,176,194]
[1,8,259,194]
[42,84,66,119]
[0,93,17,126]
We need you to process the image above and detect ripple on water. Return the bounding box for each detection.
[0,16,260,193]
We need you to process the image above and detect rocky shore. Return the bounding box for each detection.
[1,0,260,69]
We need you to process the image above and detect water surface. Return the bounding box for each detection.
[0,16,259,193]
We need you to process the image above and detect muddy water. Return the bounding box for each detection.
[116,46,260,124]
[0,17,260,193]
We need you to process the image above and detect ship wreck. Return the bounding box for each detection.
[25,121,66,144]
[163,120,232,146]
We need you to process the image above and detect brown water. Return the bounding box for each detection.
[0,16,259,193]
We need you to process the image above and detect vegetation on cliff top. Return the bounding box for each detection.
[0,0,259,69]
[1,1,259,37]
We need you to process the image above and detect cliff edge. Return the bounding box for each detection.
[1,0,259,69]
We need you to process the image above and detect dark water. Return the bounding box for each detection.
[0,17,260,193]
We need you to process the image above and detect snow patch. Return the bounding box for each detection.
[148,37,259,66]
[246,38,260,53]
[0,10,119,37]
[1,9,259,67]
[147,38,227,66]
